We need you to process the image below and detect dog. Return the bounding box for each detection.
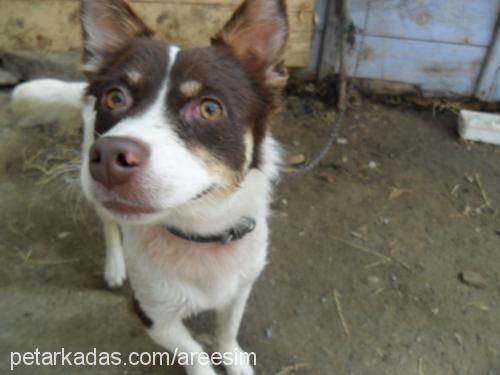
[11,0,288,374]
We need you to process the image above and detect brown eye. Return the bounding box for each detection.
[200,99,222,120]
[104,88,128,111]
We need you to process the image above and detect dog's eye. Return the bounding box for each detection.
[103,88,129,111]
[200,99,222,120]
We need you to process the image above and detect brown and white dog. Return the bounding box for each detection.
[12,0,288,373]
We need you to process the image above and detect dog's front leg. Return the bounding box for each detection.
[216,285,254,375]
[148,316,217,375]
[102,220,126,288]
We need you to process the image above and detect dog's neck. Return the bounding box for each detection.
[157,135,281,237]
[161,165,272,236]
[165,216,256,244]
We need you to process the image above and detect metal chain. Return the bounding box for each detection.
[283,0,371,175]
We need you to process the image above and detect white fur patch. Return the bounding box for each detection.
[11,79,86,127]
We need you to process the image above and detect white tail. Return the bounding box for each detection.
[11,79,87,127]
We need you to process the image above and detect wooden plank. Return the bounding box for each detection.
[134,0,313,10]
[474,13,500,101]
[350,0,499,47]
[294,0,328,77]
[345,36,487,96]
[0,0,314,67]
[316,0,340,79]
[10,0,315,10]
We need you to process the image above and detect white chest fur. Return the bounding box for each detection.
[122,222,269,317]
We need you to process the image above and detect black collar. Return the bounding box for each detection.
[165,217,256,244]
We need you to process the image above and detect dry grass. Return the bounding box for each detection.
[276,363,310,375]
[22,145,81,186]
[20,127,90,227]
[369,95,500,116]
[333,289,351,338]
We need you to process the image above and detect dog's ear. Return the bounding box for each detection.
[213,0,288,88]
[80,0,153,72]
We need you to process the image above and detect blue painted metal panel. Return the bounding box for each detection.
[346,36,487,96]
[316,0,500,100]
[475,15,500,101]
[351,0,499,47]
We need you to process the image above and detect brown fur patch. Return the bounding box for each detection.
[167,47,255,172]
[192,146,242,195]
[85,38,169,136]
[81,0,154,72]
[212,0,288,88]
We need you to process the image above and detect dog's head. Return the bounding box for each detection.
[79,0,288,223]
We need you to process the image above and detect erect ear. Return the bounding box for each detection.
[80,0,153,72]
[212,0,288,87]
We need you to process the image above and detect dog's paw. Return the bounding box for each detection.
[187,365,218,375]
[220,344,254,375]
[225,363,254,375]
[104,250,127,288]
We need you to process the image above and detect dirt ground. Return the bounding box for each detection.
[0,86,499,375]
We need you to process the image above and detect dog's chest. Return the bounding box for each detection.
[121,224,268,312]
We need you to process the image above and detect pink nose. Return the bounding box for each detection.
[89,137,149,189]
